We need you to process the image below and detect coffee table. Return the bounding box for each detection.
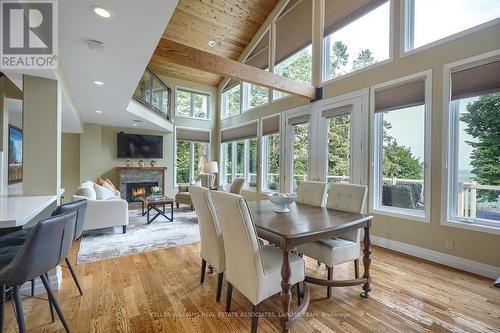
[139,196,174,224]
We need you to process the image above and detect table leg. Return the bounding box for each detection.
[361,225,372,298]
[147,204,150,223]
[280,250,292,333]
[141,201,145,216]
[170,202,174,221]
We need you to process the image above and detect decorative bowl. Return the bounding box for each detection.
[267,194,296,213]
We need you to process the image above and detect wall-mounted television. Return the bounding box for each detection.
[117,132,163,158]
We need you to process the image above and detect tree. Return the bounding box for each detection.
[352,49,374,71]
[281,49,312,84]
[249,84,268,108]
[327,115,350,178]
[329,41,349,78]
[176,141,190,184]
[460,93,500,202]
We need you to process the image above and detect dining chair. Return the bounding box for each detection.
[0,212,77,333]
[297,183,368,298]
[189,186,225,302]
[296,181,327,207]
[211,191,305,333]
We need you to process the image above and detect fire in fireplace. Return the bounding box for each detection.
[126,182,158,202]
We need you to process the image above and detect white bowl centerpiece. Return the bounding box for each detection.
[267,193,296,213]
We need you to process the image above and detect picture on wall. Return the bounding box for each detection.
[8,125,23,183]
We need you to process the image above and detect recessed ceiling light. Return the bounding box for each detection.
[96,110,103,114]
[94,80,104,86]
[92,6,112,18]
[208,40,217,47]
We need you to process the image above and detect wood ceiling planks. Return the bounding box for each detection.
[149,0,279,86]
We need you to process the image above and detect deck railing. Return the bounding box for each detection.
[133,67,171,119]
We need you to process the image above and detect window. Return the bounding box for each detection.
[222,84,241,118]
[274,45,312,100]
[221,139,258,189]
[405,0,500,51]
[176,141,209,185]
[133,68,171,116]
[323,1,390,81]
[263,133,280,191]
[371,74,430,220]
[445,57,500,229]
[175,89,210,119]
[224,142,233,184]
[243,82,269,111]
[327,113,351,185]
[292,122,310,192]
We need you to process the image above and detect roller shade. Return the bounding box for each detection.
[245,31,269,70]
[287,114,310,125]
[176,128,210,143]
[451,59,500,100]
[324,0,387,36]
[375,78,426,112]
[321,104,353,118]
[275,0,312,64]
[262,115,280,136]
[221,122,258,143]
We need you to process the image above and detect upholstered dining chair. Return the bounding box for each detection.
[189,186,225,302]
[229,177,245,194]
[296,181,328,207]
[211,191,305,333]
[297,183,368,298]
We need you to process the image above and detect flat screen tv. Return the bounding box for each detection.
[117,133,163,158]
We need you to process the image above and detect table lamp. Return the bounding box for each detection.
[203,161,219,189]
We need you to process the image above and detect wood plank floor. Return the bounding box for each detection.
[2,243,499,333]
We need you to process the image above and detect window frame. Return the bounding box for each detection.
[174,127,211,187]
[261,114,281,192]
[221,83,243,119]
[175,87,212,120]
[242,82,270,112]
[273,44,313,101]
[369,70,432,223]
[441,50,500,235]
[403,0,500,56]
[221,137,258,191]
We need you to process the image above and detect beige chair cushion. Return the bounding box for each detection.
[296,181,327,207]
[211,191,304,305]
[297,238,359,267]
[190,186,225,273]
[175,192,192,205]
[229,178,245,194]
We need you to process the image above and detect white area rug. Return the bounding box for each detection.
[77,207,200,264]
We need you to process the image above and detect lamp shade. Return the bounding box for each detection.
[203,161,219,173]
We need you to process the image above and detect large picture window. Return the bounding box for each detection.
[445,57,500,229]
[323,0,390,81]
[222,84,241,119]
[262,114,281,192]
[371,74,431,221]
[274,45,312,100]
[243,82,269,111]
[175,128,210,185]
[222,139,258,189]
[176,89,210,119]
[405,0,500,52]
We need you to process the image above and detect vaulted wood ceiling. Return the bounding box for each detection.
[149,0,279,86]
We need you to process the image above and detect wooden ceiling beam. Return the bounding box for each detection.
[155,39,317,100]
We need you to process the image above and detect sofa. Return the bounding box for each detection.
[72,180,129,233]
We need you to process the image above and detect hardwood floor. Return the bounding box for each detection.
[3,243,499,333]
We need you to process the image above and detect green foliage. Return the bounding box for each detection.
[281,50,312,84]
[249,84,268,109]
[327,115,350,177]
[293,123,309,179]
[352,49,374,70]
[176,141,190,184]
[329,41,349,77]
[225,85,241,117]
[460,93,500,202]
[176,90,191,116]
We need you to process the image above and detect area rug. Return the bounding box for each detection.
[77,207,200,264]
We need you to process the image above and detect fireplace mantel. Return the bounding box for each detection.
[117,167,167,201]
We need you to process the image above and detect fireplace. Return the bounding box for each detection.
[126,182,158,202]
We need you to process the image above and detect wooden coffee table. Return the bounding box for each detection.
[139,196,174,224]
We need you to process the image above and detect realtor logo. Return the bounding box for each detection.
[1,0,58,69]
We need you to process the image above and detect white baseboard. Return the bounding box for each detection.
[371,236,500,279]
[19,266,62,297]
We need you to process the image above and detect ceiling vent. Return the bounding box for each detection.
[87,39,106,52]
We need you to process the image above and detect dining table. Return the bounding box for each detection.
[248,200,374,333]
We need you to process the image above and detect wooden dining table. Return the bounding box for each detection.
[248,200,374,333]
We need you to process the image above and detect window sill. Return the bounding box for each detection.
[370,206,429,223]
[320,58,391,87]
[441,219,500,236]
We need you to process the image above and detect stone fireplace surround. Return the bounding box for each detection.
[117,167,166,202]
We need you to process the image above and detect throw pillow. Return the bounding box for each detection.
[102,181,116,194]
[96,177,106,186]
[75,186,97,200]
[93,183,115,200]
[105,179,117,191]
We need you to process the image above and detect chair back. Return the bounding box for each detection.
[229,178,245,194]
[296,181,327,207]
[53,199,88,240]
[0,212,77,286]
[211,191,263,302]
[327,183,367,243]
[190,186,225,272]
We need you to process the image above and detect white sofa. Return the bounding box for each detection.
[73,181,129,233]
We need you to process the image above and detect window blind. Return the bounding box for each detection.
[262,114,280,136]
[287,114,310,125]
[176,128,210,143]
[221,122,258,143]
[321,104,353,118]
[245,31,269,70]
[375,78,426,112]
[451,59,500,100]
[324,0,387,36]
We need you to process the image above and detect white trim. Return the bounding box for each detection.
[20,266,62,296]
[369,70,432,222]
[440,49,500,234]
[320,59,392,87]
[174,86,212,120]
[401,3,500,57]
[371,235,500,279]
